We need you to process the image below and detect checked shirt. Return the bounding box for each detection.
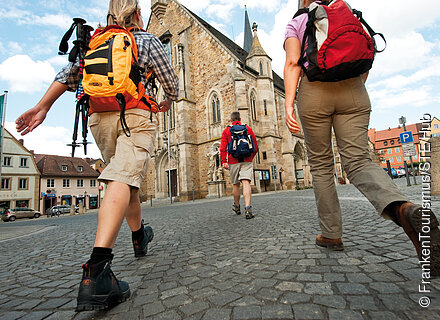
[55,30,179,101]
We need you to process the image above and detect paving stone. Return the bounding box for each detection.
[275,281,303,292]
[261,304,293,320]
[369,282,402,293]
[292,304,324,320]
[378,294,417,310]
[18,311,53,320]
[201,308,231,320]
[233,306,261,320]
[142,301,166,317]
[152,310,182,320]
[336,283,370,294]
[313,295,346,309]
[304,282,333,295]
[179,301,209,317]
[280,292,311,304]
[347,295,378,310]
[327,309,364,320]
[208,291,241,306]
[0,312,27,320]
[369,311,403,320]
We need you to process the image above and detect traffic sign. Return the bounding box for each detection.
[400,131,414,144]
[402,142,416,157]
[271,165,277,180]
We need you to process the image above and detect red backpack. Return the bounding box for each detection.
[294,0,386,82]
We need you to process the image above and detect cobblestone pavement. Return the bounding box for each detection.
[1,178,440,320]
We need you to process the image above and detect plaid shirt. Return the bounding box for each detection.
[55,30,179,101]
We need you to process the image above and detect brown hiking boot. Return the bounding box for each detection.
[316,234,344,251]
[394,202,440,276]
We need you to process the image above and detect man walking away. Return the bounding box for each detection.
[220,112,258,219]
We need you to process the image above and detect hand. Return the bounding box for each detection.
[222,163,229,170]
[158,98,172,112]
[16,106,48,136]
[285,105,301,133]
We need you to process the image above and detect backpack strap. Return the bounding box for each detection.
[352,9,387,53]
[293,8,309,19]
[298,8,317,72]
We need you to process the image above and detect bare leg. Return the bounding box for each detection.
[242,179,251,207]
[233,183,241,205]
[94,181,130,248]
[125,188,142,232]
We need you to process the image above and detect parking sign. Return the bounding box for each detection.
[399,131,413,144]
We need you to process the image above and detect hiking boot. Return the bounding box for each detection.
[232,203,241,215]
[316,234,344,251]
[76,259,130,311]
[393,203,440,276]
[245,206,254,219]
[133,225,154,258]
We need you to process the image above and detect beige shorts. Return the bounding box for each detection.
[89,108,158,188]
[229,162,253,185]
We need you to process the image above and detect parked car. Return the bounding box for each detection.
[1,208,41,222]
[49,205,78,216]
[383,167,398,178]
[396,168,406,178]
[49,204,79,217]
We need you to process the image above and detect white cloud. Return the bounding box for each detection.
[0,55,55,93]
[5,121,102,159]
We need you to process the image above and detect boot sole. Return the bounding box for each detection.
[245,213,254,219]
[76,288,130,312]
[316,240,344,251]
[407,206,440,276]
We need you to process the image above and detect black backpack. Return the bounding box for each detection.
[228,124,254,159]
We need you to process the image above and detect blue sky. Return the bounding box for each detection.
[0,0,439,158]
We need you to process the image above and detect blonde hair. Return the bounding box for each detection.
[107,0,140,28]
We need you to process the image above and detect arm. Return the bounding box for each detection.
[284,37,302,133]
[247,126,258,156]
[220,128,229,169]
[16,81,68,135]
[148,36,179,112]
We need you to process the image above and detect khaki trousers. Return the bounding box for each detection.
[297,76,408,239]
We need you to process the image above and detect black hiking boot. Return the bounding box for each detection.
[232,203,241,215]
[245,206,254,219]
[76,259,130,312]
[133,225,154,257]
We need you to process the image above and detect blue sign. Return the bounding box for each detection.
[400,131,414,144]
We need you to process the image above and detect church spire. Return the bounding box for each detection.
[243,6,253,53]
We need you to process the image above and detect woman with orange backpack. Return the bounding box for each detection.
[16,0,178,311]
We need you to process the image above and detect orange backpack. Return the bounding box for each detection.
[82,25,159,132]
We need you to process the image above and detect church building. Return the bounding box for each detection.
[141,0,312,201]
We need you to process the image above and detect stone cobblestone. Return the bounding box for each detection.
[0,178,439,319]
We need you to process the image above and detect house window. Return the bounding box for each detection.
[77,179,84,187]
[211,94,221,124]
[263,100,268,116]
[259,62,263,75]
[384,141,388,146]
[250,92,257,121]
[46,179,55,188]
[380,150,385,155]
[162,39,172,63]
[63,179,70,188]
[396,156,401,162]
[434,124,439,129]
[90,180,96,187]
[387,149,392,154]
[61,165,68,172]
[262,152,267,160]
[78,166,83,172]
[16,200,29,208]
[3,156,11,167]
[1,178,10,190]
[19,158,28,167]
[18,178,28,190]
[390,140,394,145]
[395,147,400,153]
[389,157,394,163]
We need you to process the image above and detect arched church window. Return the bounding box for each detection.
[259,62,264,76]
[162,94,175,130]
[211,94,221,124]
[250,92,257,121]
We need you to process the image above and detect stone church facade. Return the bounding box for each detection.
[141,0,312,201]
